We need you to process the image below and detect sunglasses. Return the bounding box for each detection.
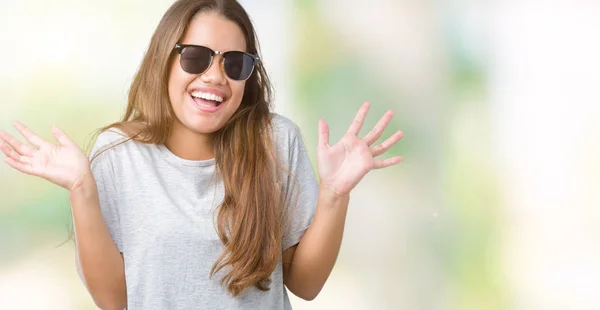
[174,44,260,81]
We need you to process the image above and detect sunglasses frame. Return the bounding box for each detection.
[174,43,260,81]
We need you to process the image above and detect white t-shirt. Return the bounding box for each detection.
[89,113,319,309]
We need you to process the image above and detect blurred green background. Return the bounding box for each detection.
[1,1,599,309]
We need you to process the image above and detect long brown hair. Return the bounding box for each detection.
[91,0,287,296]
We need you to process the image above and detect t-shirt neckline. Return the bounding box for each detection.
[155,144,216,167]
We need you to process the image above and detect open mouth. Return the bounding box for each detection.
[190,91,225,107]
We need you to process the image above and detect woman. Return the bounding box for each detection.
[0,0,403,309]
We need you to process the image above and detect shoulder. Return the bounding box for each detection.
[90,127,132,159]
[95,128,128,146]
[270,113,302,141]
[269,113,314,164]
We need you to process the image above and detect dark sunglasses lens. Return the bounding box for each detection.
[223,52,256,80]
[179,46,212,74]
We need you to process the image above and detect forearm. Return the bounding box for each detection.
[70,172,127,310]
[285,185,350,300]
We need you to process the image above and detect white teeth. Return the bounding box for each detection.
[191,91,224,103]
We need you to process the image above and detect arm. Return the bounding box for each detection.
[0,123,126,310]
[283,186,349,301]
[71,172,127,310]
[283,102,403,300]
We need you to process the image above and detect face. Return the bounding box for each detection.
[168,11,248,136]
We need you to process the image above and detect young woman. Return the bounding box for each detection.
[0,0,403,309]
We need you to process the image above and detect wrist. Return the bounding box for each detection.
[319,184,350,201]
[69,169,95,194]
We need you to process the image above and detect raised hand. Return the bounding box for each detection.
[316,102,404,196]
[0,122,90,191]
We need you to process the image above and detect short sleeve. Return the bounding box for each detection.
[89,130,124,252]
[275,116,320,250]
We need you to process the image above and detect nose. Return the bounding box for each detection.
[200,54,227,85]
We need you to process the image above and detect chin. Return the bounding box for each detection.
[187,123,223,135]
[183,117,226,135]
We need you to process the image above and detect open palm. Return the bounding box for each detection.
[0,122,90,190]
[317,102,404,195]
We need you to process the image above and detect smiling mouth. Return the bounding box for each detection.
[190,91,224,106]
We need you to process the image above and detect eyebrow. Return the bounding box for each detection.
[180,43,247,53]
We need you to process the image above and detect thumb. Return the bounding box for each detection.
[318,119,329,147]
[51,126,75,147]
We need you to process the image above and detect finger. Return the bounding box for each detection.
[372,130,404,157]
[318,119,329,147]
[12,121,47,149]
[3,157,35,175]
[374,156,404,169]
[362,110,394,146]
[51,125,76,147]
[346,102,370,136]
[0,140,30,163]
[0,130,36,156]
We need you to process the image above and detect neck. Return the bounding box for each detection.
[165,121,215,160]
